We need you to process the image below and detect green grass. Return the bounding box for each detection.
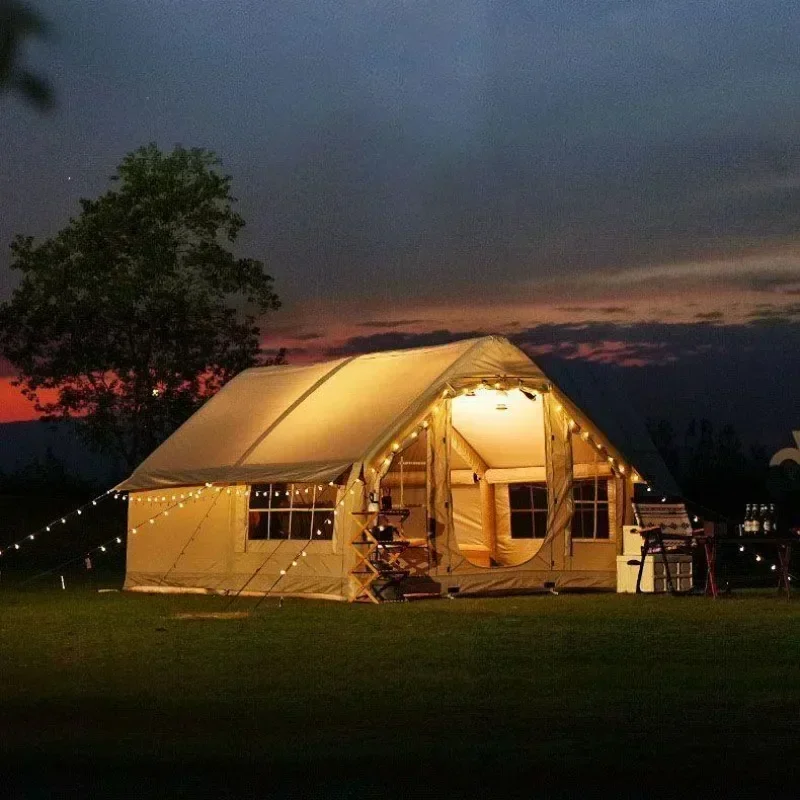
[1,589,799,798]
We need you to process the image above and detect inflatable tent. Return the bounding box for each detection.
[119,336,677,601]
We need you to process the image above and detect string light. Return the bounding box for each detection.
[0,488,118,560]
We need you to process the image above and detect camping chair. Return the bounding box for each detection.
[631,502,702,594]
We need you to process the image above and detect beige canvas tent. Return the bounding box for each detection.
[119,336,677,601]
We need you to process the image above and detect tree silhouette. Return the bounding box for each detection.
[0,144,283,471]
[647,417,768,519]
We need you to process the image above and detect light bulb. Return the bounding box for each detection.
[116,537,122,543]
[756,555,762,562]
[301,551,307,557]
[739,546,745,552]
[292,561,298,567]
[61,518,66,524]
[280,569,286,575]
[100,546,106,552]
[132,528,138,534]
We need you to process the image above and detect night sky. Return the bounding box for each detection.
[2,1,799,450]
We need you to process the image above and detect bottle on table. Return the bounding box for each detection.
[765,504,777,537]
[742,504,752,536]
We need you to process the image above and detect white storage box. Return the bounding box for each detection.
[622,525,646,556]
[616,554,693,593]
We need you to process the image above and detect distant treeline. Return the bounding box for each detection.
[0,449,106,496]
[647,418,800,528]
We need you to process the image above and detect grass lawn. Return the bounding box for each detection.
[1,589,799,798]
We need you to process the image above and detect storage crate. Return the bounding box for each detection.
[616,554,693,593]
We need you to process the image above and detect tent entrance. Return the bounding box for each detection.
[449,387,551,568]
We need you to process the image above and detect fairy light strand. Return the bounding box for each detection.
[0,487,119,559]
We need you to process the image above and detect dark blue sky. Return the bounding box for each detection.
[1,1,799,447]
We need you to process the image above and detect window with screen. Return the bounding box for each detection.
[509,483,549,539]
[572,478,609,539]
[248,483,336,540]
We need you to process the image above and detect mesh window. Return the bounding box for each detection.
[571,479,609,540]
[509,483,548,539]
[248,483,336,541]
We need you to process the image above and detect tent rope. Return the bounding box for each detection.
[159,490,224,584]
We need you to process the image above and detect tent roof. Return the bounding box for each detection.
[119,335,677,493]
[120,336,544,490]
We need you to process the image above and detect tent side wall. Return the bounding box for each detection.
[124,485,355,600]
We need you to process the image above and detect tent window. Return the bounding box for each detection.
[572,479,609,539]
[248,483,335,540]
[509,483,548,539]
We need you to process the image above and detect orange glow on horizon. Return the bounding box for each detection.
[0,379,58,423]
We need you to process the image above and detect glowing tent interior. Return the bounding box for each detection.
[119,336,678,601]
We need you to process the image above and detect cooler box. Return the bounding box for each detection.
[616,554,693,593]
